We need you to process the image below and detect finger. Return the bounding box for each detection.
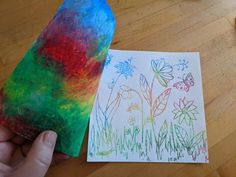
[0,162,12,174]
[0,126,14,141]
[0,142,16,164]
[11,131,57,177]
[9,148,25,168]
[21,144,70,164]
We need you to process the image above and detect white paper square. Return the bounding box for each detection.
[87,49,208,163]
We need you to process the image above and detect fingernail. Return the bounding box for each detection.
[43,131,57,148]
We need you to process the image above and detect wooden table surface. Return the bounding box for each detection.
[1,0,236,177]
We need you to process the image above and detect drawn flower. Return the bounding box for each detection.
[104,53,113,67]
[176,59,189,71]
[173,59,189,71]
[172,97,198,125]
[115,58,135,79]
[128,116,135,126]
[151,59,174,87]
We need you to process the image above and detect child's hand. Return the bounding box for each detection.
[0,126,68,177]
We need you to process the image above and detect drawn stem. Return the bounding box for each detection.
[106,74,122,112]
[150,75,155,118]
[103,74,122,137]
[150,75,161,159]
[191,122,195,139]
[127,88,144,142]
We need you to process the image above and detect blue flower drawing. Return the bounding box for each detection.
[114,58,135,79]
[174,59,189,71]
[104,53,113,67]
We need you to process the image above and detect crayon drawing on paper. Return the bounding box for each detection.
[88,49,208,163]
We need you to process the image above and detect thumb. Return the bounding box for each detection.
[13,131,57,177]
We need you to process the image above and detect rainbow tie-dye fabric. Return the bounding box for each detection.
[0,0,116,157]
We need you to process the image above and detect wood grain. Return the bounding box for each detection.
[0,0,236,177]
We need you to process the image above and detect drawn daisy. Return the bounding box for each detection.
[151,59,174,87]
[172,97,198,125]
[115,58,135,79]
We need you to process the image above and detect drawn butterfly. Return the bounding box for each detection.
[173,72,194,92]
[151,59,174,87]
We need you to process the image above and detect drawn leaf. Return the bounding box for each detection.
[153,88,171,117]
[96,96,106,120]
[157,120,168,147]
[95,96,105,131]
[139,74,151,105]
[174,124,189,147]
[190,131,204,148]
[127,103,140,112]
[108,93,122,119]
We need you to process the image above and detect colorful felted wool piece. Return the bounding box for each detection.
[0,0,116,157]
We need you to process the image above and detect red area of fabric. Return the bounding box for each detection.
[39,33,102,79]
